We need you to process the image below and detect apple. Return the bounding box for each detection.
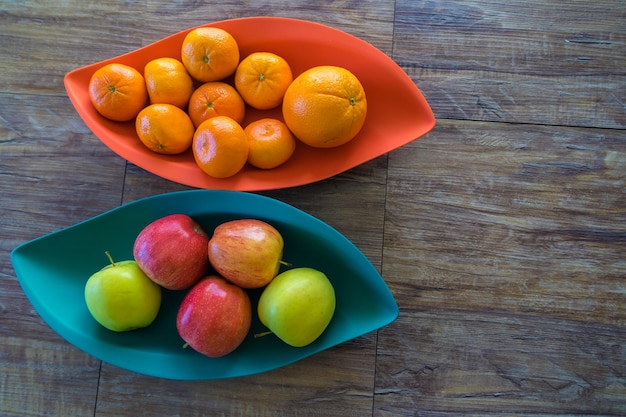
[176,276,252,358]
[84,251,162,332]
[133,213,210,290]
[257,267,336,347]
[208,219,284,289]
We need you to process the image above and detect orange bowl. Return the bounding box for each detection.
[64,17,435,191]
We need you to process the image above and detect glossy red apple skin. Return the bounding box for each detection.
[176,276,252,358]
[133,214,210,290]
[208,219,284,289]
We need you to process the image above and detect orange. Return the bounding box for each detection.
[234,52,293,110]
[89,63,148,122]
[244,118,296,169]
[187,82,246,128]
[192,116,249,178]
[282,65,367,148]
[135,103,195,154]
[181,27,240,83]
[143,57,194,109]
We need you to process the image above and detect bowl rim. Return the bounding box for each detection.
[64,16,436,191]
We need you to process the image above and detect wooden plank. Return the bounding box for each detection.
[0,153,122,415]
[395,0,625,72]
[0,159,119,416]
[140,0,396,54]
[0,94,127,241]
[1,1,147,96]
[0,93,126,415]
[96,334,377,417]
[374,310,626,415]
[3,256,99,417]
[410,69,626,128]
[377,117,626,413]
[394,0,626,128]
[383,119,626,323]
[0,93,116,157]
[2,335,100,417]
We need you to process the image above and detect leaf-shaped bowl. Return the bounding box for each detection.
[64,16,435,191]
[11,190,399,380]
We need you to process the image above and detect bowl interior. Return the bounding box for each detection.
[11,190,399,380]
[64,17,435,190]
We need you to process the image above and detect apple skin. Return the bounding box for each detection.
[257,267,336,347]
[84,255,161,332]
[208,219,284,289]
[133,214,210,290]
[176,276,252,358]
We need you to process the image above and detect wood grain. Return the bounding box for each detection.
[396,0,626,128]
[1,0,625,415]
[384,119,626,323]
[3,335,100,417]
[139,0,396,54]
[375,311,626,415]
[0,94,125,417]
[2,2,146,96]
[96,334,378,417]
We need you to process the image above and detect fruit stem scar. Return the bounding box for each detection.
[349,97,357,106]
[108,85,116,94]
[203,55,210,64]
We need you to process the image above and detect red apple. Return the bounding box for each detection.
[208,219,284,289]
[133,214,210,290]
[176,276,252,358]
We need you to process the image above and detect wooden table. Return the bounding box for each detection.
[2,1,625,415]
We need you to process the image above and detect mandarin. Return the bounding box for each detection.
[192,116,248,178]
[89,63,148,122]
[187,82,246,128]
[244,118,296,169]
[181,27,240,83]
[144,57,194,109]
[234,52,293,110]
[135,103,195,154]
[282,65,367,148]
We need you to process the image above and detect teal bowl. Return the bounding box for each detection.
[11,190,398,380]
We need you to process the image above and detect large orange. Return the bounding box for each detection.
[282,65,367,148]
[89,63,148,122]
[234,52,293,110]
[144,57,194,109]
[135,103,195,154]
[187,82,246,128]
[192,116,249,179]
[244,118,296,169]
[181,27,240,83]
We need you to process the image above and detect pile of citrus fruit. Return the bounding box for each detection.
[88,27,368,179]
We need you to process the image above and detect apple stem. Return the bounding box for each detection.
[182,343,189,349]
[254,331,273,339]
[280,260,292,267]
[104,250,116,267]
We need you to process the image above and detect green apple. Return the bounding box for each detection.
[257,267,335,347]
[84,251,162,332]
